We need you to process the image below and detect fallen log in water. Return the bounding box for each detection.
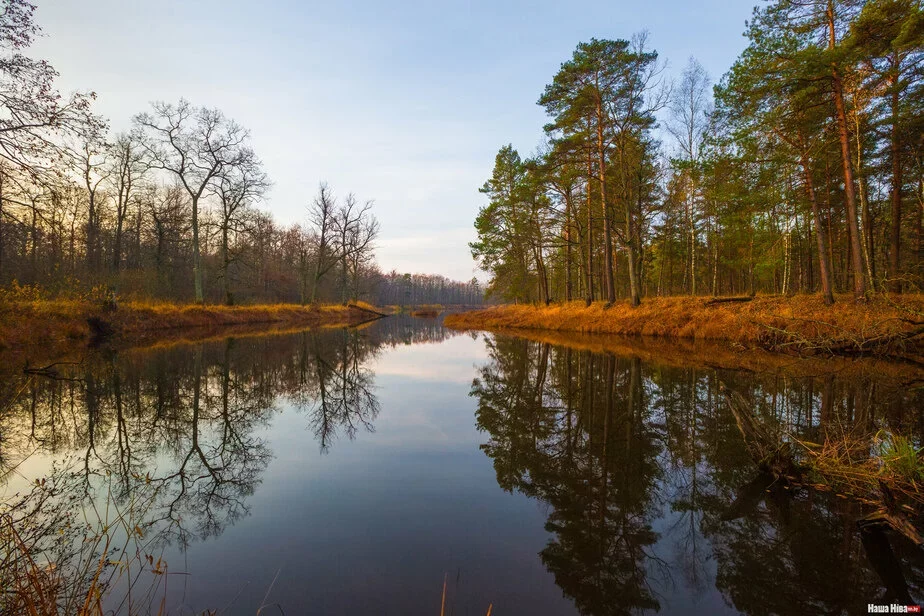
[346,302,390,318]
[721,381,924,547]
[719,382,802,480]
[857,481,924,546]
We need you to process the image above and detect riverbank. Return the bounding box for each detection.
[444,294,924,358]
[0,299,384,354]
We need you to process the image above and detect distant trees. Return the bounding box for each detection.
[473,1,924,304]
[302,183,380,305]
[107,132,148,274]
[0,1,480,307]
[374,271,484,306]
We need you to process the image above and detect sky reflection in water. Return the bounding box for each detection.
[3,316,924,615]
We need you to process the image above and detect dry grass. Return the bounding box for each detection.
[1,471,172,616]
[347,299,385,314]
[796,428,919,501]
[485,327,924,384]
[0,299,378,353]
[444,294,924,358]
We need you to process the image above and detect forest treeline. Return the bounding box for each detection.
[0,0,481,307]
[472,0,924,305]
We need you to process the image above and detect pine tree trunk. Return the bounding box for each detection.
[828,0,867,300]
[565,192,573,302]
[597,101,616,304]
[889,61,903,293]
[585,155,594,306]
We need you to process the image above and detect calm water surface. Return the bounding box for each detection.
[3,316,924,615]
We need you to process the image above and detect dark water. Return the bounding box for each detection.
[3,316,924,615]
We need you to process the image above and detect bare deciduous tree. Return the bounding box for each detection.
[134,100,251,303]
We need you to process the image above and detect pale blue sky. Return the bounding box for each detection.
[34,0,756,280]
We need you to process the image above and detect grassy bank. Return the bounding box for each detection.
[444,294,924,358]
[0,299,383,353]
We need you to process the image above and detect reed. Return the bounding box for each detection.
[1,465,171,616]
[796,427,924,507]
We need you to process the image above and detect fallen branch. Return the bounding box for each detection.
[721,383,924,541]
[705,296,753,306]
[756,314,924,359]
[22,359,84,382]
[719,382,802,480]
[346,302,389,318]
[857,482,923,546]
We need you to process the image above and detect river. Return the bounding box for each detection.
[2,315,923,615]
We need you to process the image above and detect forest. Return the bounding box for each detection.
[472,0,924,305]
[0,0,481,308]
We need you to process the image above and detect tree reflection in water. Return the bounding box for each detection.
[0,317,457,610]
[471,334,924,615]
[4,321,924,614]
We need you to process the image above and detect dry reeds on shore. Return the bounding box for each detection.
[0,287,381,353]
[1,468,172,616]
[444,294,924,358]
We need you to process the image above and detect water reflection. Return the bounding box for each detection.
[0,317,461,613]
[472,334,924,615]
[3,318,924,614]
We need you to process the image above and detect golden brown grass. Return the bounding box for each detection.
[444,294,924,358]
[0,299,378,353]
[1,473,171,616]
[485,327,924,384]
[794,427,924,508]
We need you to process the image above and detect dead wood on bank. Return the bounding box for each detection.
[720,380,924,546]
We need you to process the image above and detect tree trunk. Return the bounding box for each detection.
[29,199,38,283]
[860,174,875,287]
[0,168,4,281]
[688,171,697,296]
[625,184,640,306]
[828,0,867,300]
[221,222,232,305]
[889,59,903,293]
[134,200,142,271]
[801,155,835,305]
[597,99,616,304]
[192,196,204,303]
[86,191,97,274]
[565,191,573,302]
[585,153,594,306]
